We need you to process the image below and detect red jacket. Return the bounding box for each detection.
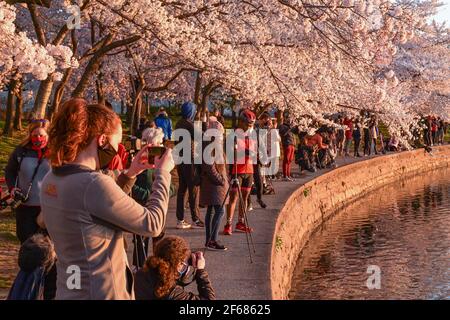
[231,129,255,175]
[343,118,354,139]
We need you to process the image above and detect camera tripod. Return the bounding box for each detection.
[203,136,256,263]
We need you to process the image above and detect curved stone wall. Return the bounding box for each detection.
[270,146,450,299]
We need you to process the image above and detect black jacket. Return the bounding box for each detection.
[134,268,216,300]
[278,123,295,147]
[175,118,196,160]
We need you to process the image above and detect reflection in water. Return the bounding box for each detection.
[289,168,450,300]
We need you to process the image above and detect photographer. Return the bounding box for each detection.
[4,119,51,244]
[175,102,204,229]
[40,98,174,300]
[224,109,256,235]
[134,236,215,300]
[295,131,316,173]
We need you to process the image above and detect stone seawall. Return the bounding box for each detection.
[270,146,450,299]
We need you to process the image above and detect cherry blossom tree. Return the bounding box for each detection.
[2,0,447,142]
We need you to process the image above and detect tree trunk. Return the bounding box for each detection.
[33,77,54,119]
[200,92,209,114]
[230,98,237,128]
[128,78,137,135]
[13,82,23,131]
[194,71,202,106]
[276,109,282,126]
[49,67,73,119]
[72,55,106,99]
[134,95,142,134]
[3,79,18,136]
[96,79,105,105]
[145,94,150,116]
[72,35,140,99]
[120,99,125,115]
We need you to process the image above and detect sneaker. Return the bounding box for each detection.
[257,199,267,209]
[176,220,191,229]
[192,219,205,228]
[223,223,232,235]
[235,222,253,233]
[248,204,253,212]
[206,240,228,251]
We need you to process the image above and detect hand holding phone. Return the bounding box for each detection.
[147,146,166,164]
[154,147,175,172]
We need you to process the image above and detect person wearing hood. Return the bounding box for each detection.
[155,107,173,140]
[174,102,205,229]
[5,119,51,244]
[7,234,56,300]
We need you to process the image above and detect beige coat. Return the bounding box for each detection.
[40,165,171,300]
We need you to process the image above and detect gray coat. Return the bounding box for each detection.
[5,146,51,206]
[199,162,229,207]
[40,165,171,300]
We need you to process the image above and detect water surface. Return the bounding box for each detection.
[290,168,450,300]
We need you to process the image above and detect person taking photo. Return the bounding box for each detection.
[5,119,51,244]
[134,236,215,300]
[40,98,174,300]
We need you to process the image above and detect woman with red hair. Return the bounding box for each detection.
[40,98,174,300]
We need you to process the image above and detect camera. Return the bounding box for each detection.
[0,190,27,210]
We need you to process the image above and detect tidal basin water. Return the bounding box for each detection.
[290,168,450,300]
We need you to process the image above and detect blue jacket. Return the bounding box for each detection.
[154,113,173,140]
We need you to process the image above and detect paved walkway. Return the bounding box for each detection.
[162,154,381,299]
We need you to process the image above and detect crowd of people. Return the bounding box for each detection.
[1,98,448,300]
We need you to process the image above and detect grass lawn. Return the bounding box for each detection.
[0,121,25,291]
[0,121,27,174]
[0,208,18,290]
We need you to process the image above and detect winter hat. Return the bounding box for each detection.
[181,102,197,121]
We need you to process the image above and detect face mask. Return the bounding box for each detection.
[176,259,196,287]
[31,136,47,150]
[97,141,118,170]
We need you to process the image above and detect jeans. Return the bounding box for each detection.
[344,138,352,155]
[354,138,361,156]
[205,205,225,243]
[371,138,378,154]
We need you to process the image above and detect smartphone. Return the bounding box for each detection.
[147,146,166,164]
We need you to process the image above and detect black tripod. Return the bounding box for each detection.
[204,135,256,263]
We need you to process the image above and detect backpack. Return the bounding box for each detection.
[7,267,46,300]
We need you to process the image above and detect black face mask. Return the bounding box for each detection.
[97,141,118,170]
